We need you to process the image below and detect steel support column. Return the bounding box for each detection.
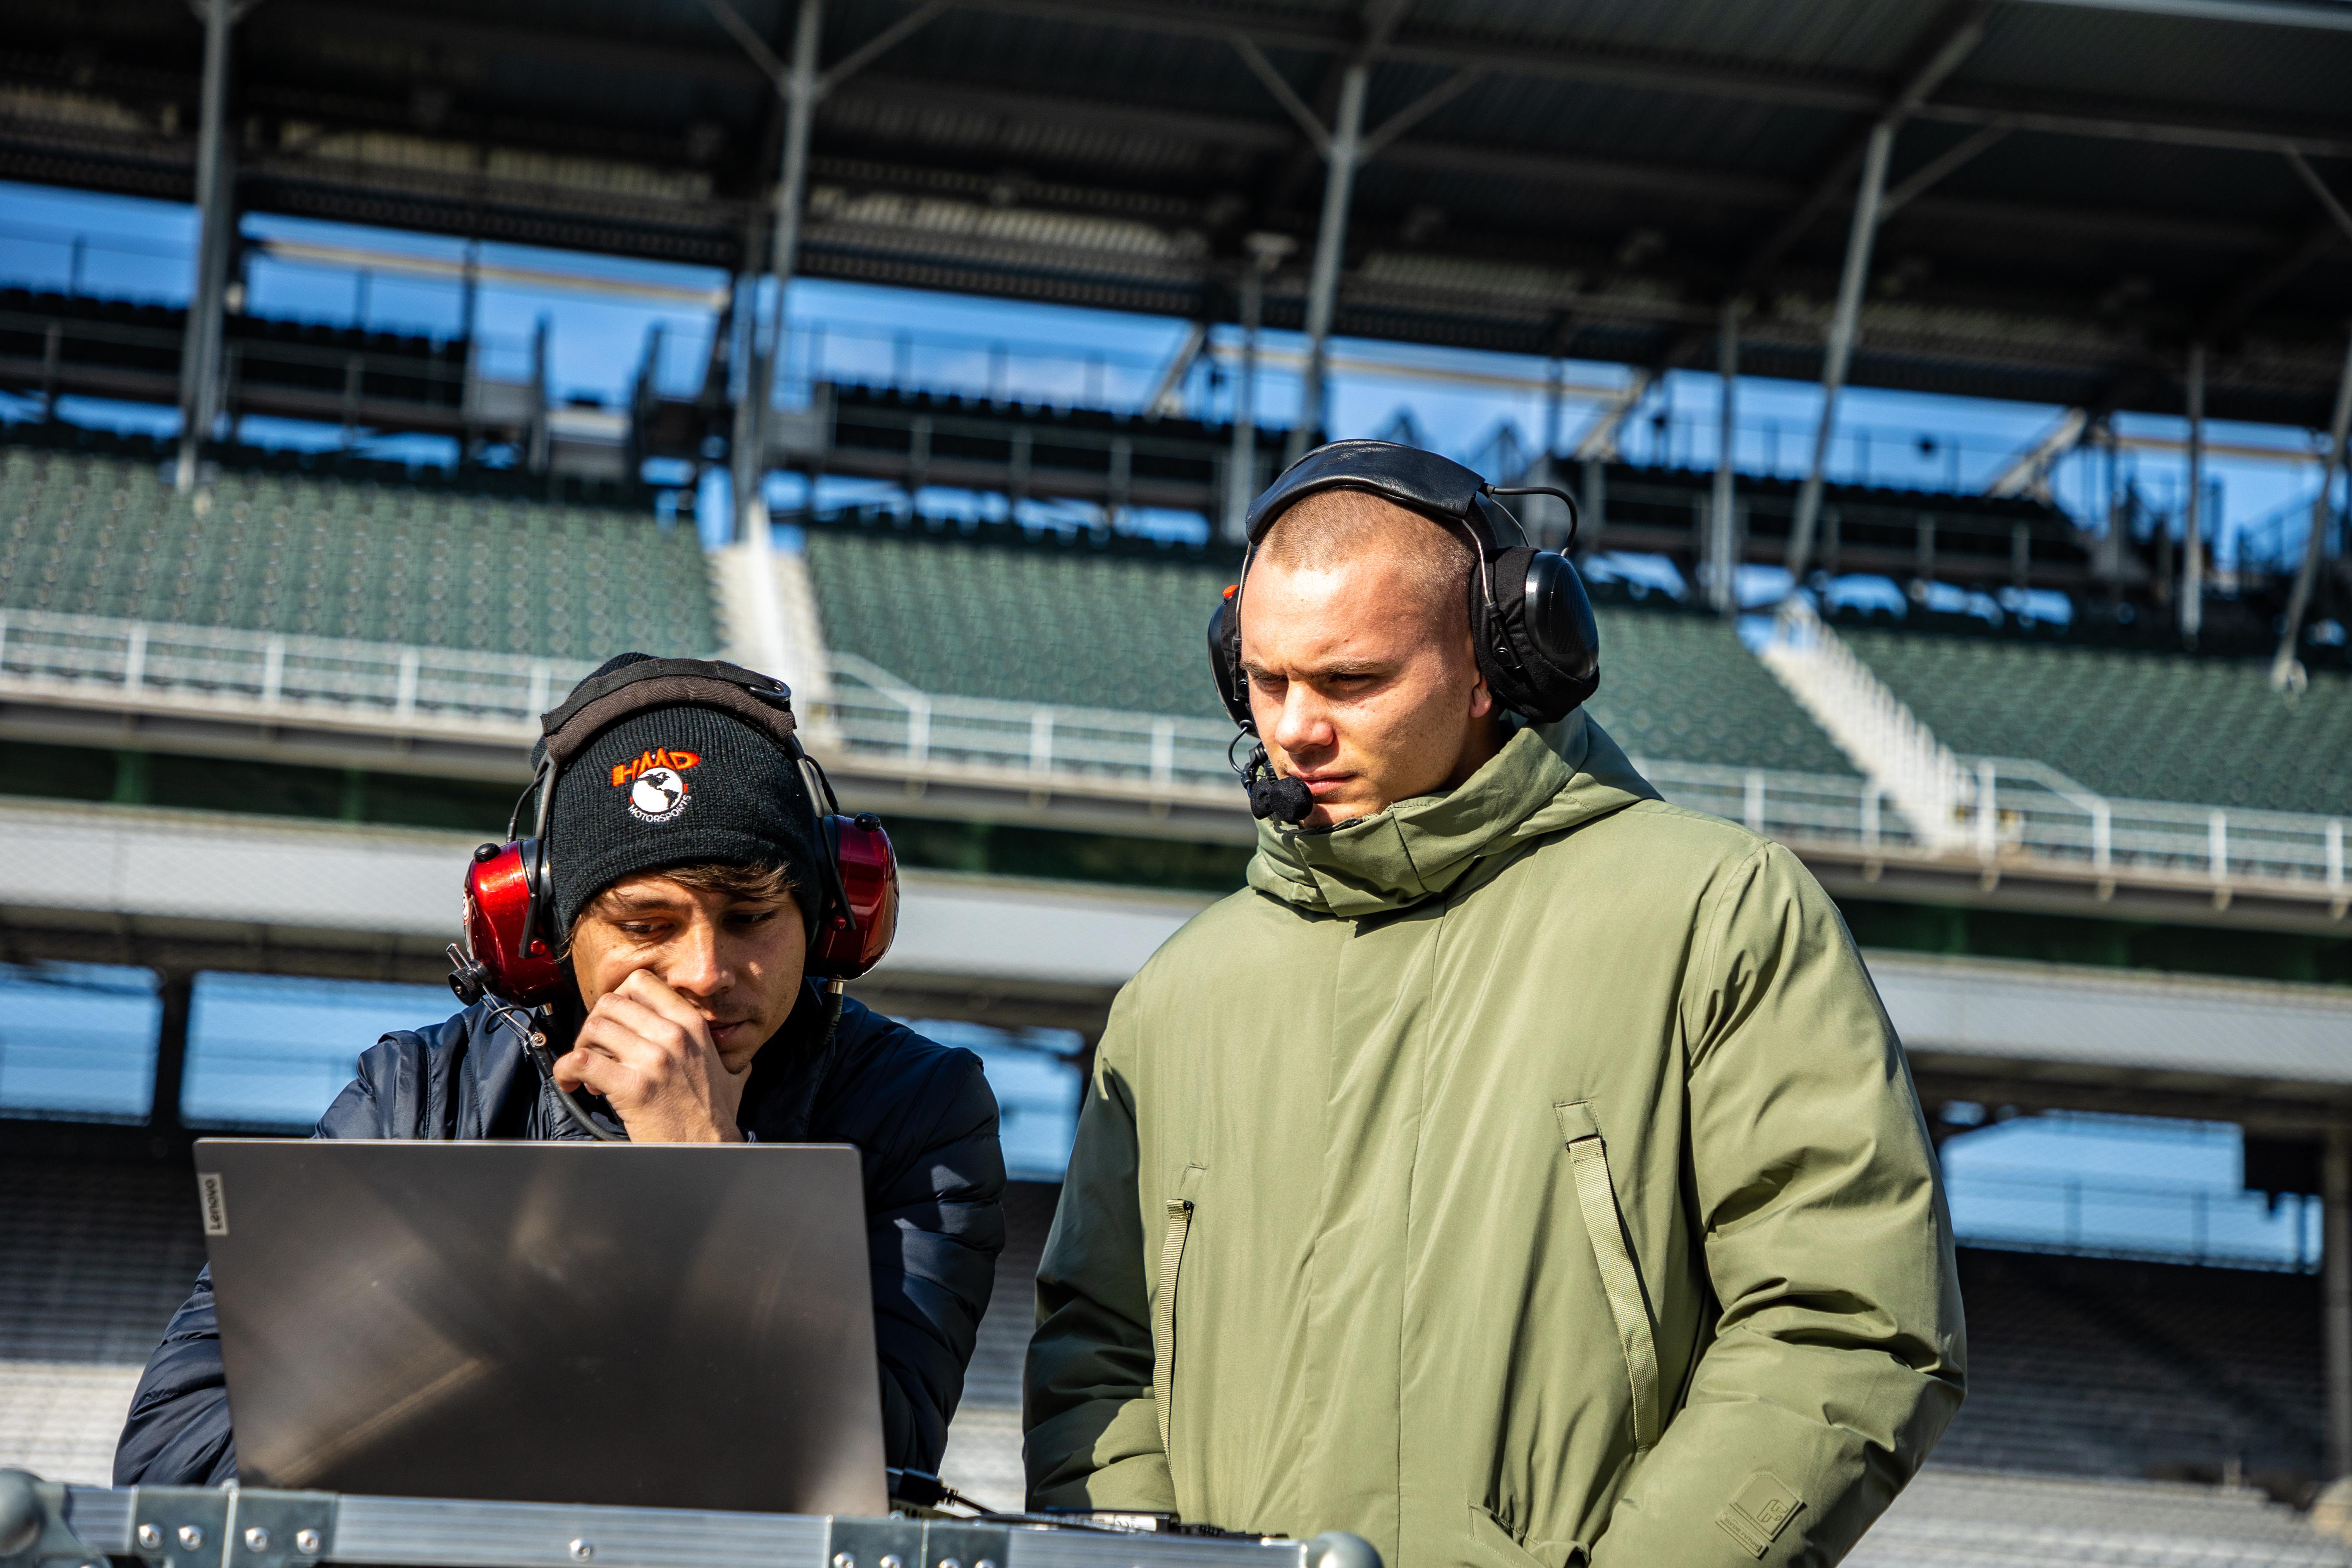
[2273,331,2352,688]
[148,971,194,1133]
[1227,233,1291,540]
[2328,1124,2352,1479]
[1288,61,1369,467]
[1708,298,1742,613]
[175,0,237,493]
[1785,119,1896,582]
[731,0,822,677]
[2183,341,2208,642]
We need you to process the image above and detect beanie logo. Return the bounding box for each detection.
[612,747,699,824]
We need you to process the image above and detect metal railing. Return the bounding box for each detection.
[0,608,595,732]
[820,653,1239,794]
[1,609,2345,898]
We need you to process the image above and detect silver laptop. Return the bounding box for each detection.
[196,1139,888,1515]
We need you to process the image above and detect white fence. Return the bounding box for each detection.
[821,653,1239,795]
[0,610,2344,898]
[0,608,590,732]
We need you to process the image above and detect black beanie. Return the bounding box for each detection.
[543,653,824,939]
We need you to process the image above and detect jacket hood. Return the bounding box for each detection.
[1245,709,1660,917]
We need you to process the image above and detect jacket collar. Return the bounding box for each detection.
[1245,710,1659,918]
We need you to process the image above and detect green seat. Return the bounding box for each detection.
[0,445,720,662]
[1845,629,2352,816]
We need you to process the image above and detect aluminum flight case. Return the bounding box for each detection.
[0,1474,1379,1568]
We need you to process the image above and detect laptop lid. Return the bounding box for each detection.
[196,1138,888,1515]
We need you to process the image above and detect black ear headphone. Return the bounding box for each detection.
[1206,440,1601,821]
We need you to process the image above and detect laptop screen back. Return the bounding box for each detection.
[197,1138,887,1515]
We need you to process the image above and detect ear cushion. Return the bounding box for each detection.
[1485,546,1601,723]
[1206,592,1254,730]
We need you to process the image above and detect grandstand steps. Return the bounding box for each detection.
[1936,1250,2324,1487]
[710,539,833,703]
[1753,597,1969,845]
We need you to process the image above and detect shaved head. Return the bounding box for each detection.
[1254,488,1472,635]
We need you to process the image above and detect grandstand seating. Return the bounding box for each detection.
[0,444,718,662]
[0,1155,210,1485]
[797,512,1856,773]
[1939,1247,2323,1488]
[1853,1467,2347,1568]
[1586,604,1856,775]
[799,512,1236,717]
[1844,628,2352,816]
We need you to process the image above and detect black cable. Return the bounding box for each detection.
[487,997,624,1142]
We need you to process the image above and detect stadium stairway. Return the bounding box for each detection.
[0,443,720,663]
[1840,627,2352,818]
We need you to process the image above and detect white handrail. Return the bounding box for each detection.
[0,609,2346,895]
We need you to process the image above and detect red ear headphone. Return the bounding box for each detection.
[447,658,899,1013]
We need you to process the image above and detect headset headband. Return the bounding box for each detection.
[538,656,797,771]
[1240,439,1578,554]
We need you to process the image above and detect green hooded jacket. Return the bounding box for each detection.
[1023,715,1965,1568]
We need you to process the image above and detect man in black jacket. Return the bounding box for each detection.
[114,654,1006,1488]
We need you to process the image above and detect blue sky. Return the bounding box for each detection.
[1,178,2332,568]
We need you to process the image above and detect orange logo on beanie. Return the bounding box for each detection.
[612,747,700,824]
[610,748,701,787]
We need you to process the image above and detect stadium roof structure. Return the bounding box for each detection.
[10,0,2352,430]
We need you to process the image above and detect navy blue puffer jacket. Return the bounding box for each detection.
[113,983,1005,1487]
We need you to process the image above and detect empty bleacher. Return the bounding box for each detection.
[1854,1467,2348,1568]
[798,511,1859,774]
[0,289,470,430]
[1586,603,1856,776]
[0,1154,211,1485]
[0,441,719,662]
[1939,1248,2324,1488]
[1843,628,2352,816]
[799,511,1237,717]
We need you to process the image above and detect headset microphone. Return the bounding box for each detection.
[1239,742,1314,825]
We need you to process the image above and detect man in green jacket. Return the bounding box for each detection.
[1023,442,1964,1568]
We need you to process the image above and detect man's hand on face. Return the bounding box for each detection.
[555,968,750,1143]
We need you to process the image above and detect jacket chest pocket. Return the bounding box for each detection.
[1554,1101,1660,1453]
